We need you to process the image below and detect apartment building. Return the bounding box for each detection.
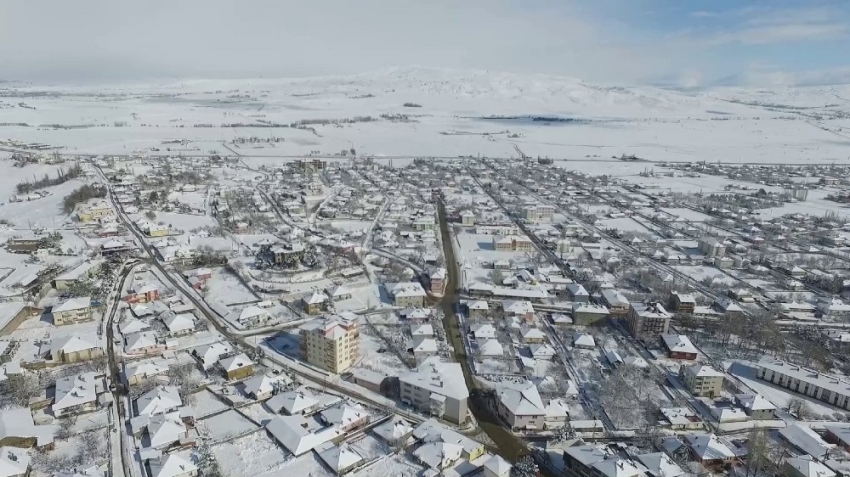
[299,315,359,374]
[76,199,113,223]
[399,358,469,424]
[627,302,671,339]
[756,358,850,410]
[52,297,94,326]
[680,364,725,398]
[670,291,696,314]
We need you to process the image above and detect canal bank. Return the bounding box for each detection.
[435,200,548,469]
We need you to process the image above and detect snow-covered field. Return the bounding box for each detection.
[0,68,847,167]
[203,267,258,305]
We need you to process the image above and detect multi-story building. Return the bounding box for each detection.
[670,291,696,314]
[698,238,726,258]
[626,302,671,339]
[76,199,113,223]
[493,380,546,431]
[387,282,427,307]
[299,315,359,374]
[680,364,725,398]
[52,297,93,326]
[492,235,534,252]
[399,358,469,424]
[756,358,850,410]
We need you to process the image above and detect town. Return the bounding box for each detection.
[0,131,850,477]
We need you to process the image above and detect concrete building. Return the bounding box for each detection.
[399,358,469,424]
[698,238,726,258]
[601,289,629,317]
[493,380,546,431]
[680,364,724,398]
[51,335,103,364]
[387,282,427,308]
[299,315,359,374]
[735,394,777,420]
[627,302,671,339]
[670,291,696,314]
[662,334,698,360]
[52,297,93,326]
[756,358,850,411]
[219,353,255,380]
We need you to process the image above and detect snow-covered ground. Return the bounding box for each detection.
[203,267,258,305]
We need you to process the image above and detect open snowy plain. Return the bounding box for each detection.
[0,67,848,169]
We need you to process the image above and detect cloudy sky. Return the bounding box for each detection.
[0,0,847,87]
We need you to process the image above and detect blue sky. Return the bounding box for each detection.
[0,0,847,87]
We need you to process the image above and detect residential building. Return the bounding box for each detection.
[53,260,103,291]
[493,380,546,431]
[698,238,726,258]
[135,386,182,417]
[0,408,54,449]
[627,302,671,339]
[219,353,255,380]
[637,453,685,477]
[316,442,363,476]
[399,358,469,424]
[784,456,836,477]
[662,334,698,360]
[303,291,329,315]
[52,297,93,326]
[53,372,104,417]
[572,303,609,325]
[756,358,850,410]
[124,284,160,304]
[825,425,850,453]
[319,403,371,432]
[411,420,485,464]
[680,364,725,398]
[75,199,113,223]
[482,455,512,477]
[429,268,446,294]
[386,282,427,307]
[492,235,534,252]
[349,369,388,394]
[566,284,590,303]
[601,289,629,316]
[779,424,835,460]
[146,453,198,477]
[0,303,41,336]
[265,415,343,456]
[299,315,359,374]
[0,447,30,477]
[562,445,609,477]
[670,291,696,314]
[684,434,736,467]
[503,300,534,322]
[460,210,475,226]
[51,335,103,363]
[242,373,289,401]
[735,394,777,420]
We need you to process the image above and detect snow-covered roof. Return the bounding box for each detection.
[503,300,534,314]
[593,457,648,477]
[265,415,343,456]
[637,452,685,477]
[682,364,724,379]
[411,324,434,337]
[735,393,776,412]
[320,403,370,428]
[317,442,363,473]
[163,313,195,333]
[53,372,101,412]
[414,442,463,470]
[147,453,197,477]
[52,335,98,355]
[785,456,836,477]
[372,416,413,444]
[125,361,170,382]
[119,317,150,335]
[305,291,329,305]
[388,282,427,298]
[219,353,253,373]
[146,412,186,449]
[779,424,834,459]
[136,386,182,417]
[662,334,698,355]
[479,339,504,356]
[125,331,158,351]
[684,434,735,460]
[53,296,91,313]
[412,337,438,354]
[412,419,482,457]
[267,388,320,415]
[573,333,596,348]
[399,358,469,401]
[470,324,496,339]
[0,447,30,477]
[239,305,267,321]
[243,373,288,398]
[495,380,546,417]
[521,328,545,340]
[545,399,569,419]
[192,341,233,366]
